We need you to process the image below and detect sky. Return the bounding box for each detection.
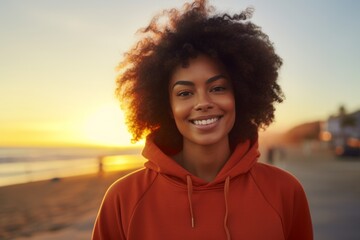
[0,0,359,147]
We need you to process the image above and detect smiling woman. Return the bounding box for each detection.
[92,1,312,240]
[81,102,138,147]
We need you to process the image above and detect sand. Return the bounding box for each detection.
[0,170,137,240]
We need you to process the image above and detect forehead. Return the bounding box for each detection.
[170,55,225,84]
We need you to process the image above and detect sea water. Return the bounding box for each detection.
[0,147,144,187]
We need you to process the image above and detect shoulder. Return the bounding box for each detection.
[250,163,313,239]
[250,163,310,229]
[249,162,308,212]
[250,162,304,192]
[105,168,158,201]
[98,168,158,228]
[250,162,309,220]
[93,168,158,239]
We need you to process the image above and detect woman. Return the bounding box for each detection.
[92,1,313,239]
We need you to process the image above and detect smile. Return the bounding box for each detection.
[191,117,221,126]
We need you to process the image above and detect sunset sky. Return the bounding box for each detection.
[1,0,359,147]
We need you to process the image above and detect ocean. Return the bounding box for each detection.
[0,146,145,187]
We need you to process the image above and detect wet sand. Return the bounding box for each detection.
[0,170,137,240]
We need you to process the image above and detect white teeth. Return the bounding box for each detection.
[193,118,219,125]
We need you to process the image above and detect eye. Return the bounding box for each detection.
[211,86,226,92]
[176,91,193,97]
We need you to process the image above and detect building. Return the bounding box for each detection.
[321,110,360,156]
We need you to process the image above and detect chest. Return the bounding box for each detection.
[125,177,285,240]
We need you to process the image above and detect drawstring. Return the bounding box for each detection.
[224,176,231,240]
[186,175,195,228]
[186,175,231,240]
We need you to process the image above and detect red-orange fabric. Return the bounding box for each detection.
[92,136,313,240]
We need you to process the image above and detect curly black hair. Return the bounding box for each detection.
[116,0,284,152]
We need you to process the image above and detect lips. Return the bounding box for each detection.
[190,116,221,126]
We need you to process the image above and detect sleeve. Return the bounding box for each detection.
[92,185,126,240]
[286,182,313,240]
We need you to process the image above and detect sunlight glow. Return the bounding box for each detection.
[81,102,143,147]
[102,155,146,172]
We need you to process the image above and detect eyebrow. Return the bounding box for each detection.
[171,74,227,89]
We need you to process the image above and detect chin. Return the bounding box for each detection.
[185,134,229,147]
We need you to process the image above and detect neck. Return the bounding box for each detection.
[177,138,231,182]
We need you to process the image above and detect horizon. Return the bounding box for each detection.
[1,0,359,147]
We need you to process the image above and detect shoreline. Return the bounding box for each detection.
[0,146,144,188]
[0,169,139,240]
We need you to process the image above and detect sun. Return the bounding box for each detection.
[81,102,143,147]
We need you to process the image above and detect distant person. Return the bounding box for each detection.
[97,155,104,176]
[92,1,313,239]
[267,147,275,164]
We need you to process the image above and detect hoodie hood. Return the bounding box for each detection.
[142,133,260,186]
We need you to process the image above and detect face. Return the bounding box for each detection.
[169,55,236,147]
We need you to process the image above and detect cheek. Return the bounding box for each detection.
[227,98,236,110]
[222,95,236,126]
[170,98,189,120]
[220,95,236,112]
[172,104,187,120]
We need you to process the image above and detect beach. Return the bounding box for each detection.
[0,170,136,240]
[1,146,360,240]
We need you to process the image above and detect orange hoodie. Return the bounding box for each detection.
[92,136,313,240]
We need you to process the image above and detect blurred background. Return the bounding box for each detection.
[0,0,359,239]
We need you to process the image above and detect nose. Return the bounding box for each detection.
[194,93,214,112]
